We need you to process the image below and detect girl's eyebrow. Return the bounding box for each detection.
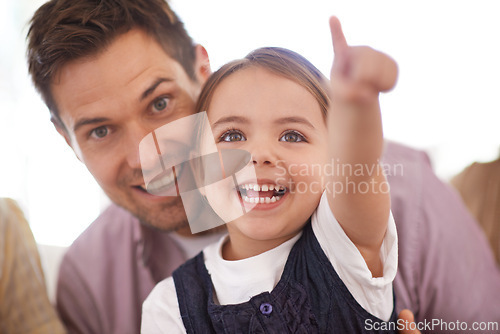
[274,116,315,129]
[212,116,249,128]
[211,116,316,130]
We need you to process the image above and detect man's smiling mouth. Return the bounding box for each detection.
[141,165,182,196]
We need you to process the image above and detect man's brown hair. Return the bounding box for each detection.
[26,0,196,130]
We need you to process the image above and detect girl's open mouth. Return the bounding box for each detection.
[236,183,288,204]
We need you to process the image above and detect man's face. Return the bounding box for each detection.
[51,29,209,231]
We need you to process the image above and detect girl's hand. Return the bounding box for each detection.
[329,16,398,104]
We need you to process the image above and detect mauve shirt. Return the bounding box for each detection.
[56,141,500,334]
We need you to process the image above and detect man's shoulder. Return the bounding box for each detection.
[381,140,445,243]
[382,140,431,169]
[74,203,139,245]
[381,140,432,198]
[61,204,141,266]
[56,204,156,334]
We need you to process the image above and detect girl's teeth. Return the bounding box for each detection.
[242,195,282,204]
[240,183,287,204]
[242,184,284,192]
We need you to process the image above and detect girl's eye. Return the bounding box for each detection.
[90,126,109,139]
[279,131,306,143]
[220,130,246,142]
[152,97,170,113]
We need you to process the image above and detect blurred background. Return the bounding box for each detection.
[1,0,499,247]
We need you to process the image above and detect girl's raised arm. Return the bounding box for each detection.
[327,16,398,277]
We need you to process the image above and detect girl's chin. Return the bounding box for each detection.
[230,219,286,240]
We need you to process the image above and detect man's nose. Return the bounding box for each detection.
[136,118,197,185]
[126,123,157,170]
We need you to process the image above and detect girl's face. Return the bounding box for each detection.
[204,66,329,256]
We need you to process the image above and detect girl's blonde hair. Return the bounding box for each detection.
[195,47,330,118]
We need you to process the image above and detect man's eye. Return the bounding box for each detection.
[279,131,306,143]
[220,130,246,142]
[91,126,109,139]
[152,97,170,113]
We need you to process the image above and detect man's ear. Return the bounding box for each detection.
[52,116,71,146]
[51,115,82,162]
[194,44,211,84]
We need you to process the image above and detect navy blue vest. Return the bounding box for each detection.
[173,221,397,333]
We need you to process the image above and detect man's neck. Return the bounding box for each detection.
[174,224,227,237]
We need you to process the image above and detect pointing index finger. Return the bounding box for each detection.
[330,16,348,56]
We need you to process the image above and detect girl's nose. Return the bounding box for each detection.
[250,143,277,167]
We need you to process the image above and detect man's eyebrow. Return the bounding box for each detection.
[74,117,110,132]
[211,116,250,128]
[140,78,173,101]
[274,116,316,129]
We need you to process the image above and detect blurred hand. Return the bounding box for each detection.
[398,309,421,334]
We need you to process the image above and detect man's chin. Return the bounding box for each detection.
[140,217,189,233]
[136,205,189,232]
[114,195,190,232]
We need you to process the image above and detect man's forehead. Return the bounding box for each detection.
[60,29,183,82]
[51,29,191,119]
